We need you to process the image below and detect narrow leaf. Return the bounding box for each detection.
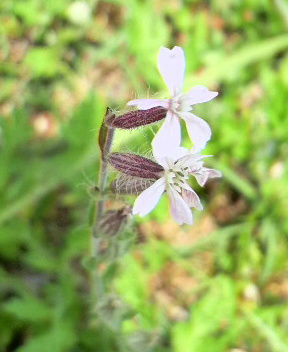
[185,34,288,86]
[98,107,114,157]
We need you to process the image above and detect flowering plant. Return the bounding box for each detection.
[109,145,221,225]
[133,147,221,225]
[94,46,220,238]
[84,44,221,352]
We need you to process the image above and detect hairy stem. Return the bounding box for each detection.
[92,113,115,244]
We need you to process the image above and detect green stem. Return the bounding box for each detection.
[92,125,115,251]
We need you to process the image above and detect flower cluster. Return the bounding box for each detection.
[106,46,221,225]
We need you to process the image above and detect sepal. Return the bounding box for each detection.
[106,106,167,129]
[98,206,132,236]
[108,152,164,179]
[110,175,155,194]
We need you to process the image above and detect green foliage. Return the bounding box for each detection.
[172,276,237,352]
[24,47,68,78]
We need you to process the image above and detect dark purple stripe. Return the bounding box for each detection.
[109,153,163,179]
[109,107,167,129]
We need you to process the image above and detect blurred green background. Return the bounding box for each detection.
[1,0,288,351]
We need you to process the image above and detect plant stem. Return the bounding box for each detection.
[93,124,115,241]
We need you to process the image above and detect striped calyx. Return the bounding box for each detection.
[108,153,164,179]
[99,206,132,236]
[106,107,167,129]
[110,176,155,195]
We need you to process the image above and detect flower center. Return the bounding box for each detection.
[168,94,192,114]
[165,166,189,192]
[169,96,181,114]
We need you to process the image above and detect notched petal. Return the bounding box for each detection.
[194,168,222,186]
[158,46,185,96]
[182,189,203,210]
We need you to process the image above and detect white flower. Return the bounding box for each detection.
[132,146,221,225]
[128,46,218,153]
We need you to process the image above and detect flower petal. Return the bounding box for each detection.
[175,153,209,170]
[182,112,212,152]
[194,167,222,186]
[127,99,169,110]
[167,186,193,225]
[152,111,181,161]
[158,46,185,96]
[133,178,166,217]
[154,147,189,169]
[182,188,203,210]
[185,85,218,105]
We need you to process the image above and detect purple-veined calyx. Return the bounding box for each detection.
[108,146,221,225]
[106,106,167,129]
[99,45,221,227]
[108,152,164,179]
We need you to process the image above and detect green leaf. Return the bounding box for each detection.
[211,160,257,200]
[17,324,76,352]
[247,313,288,352]
[274,0,288,29]
[12,0,51,26]
[186,34,288,86]
[24,47,68,78]
[259,220,278,284]
[0,94,105,225]
[0,221,30,259]
[3,297,51,322]
[172,276,237,352]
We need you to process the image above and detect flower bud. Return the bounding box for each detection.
[99,206,132,236]
[108,153,164,179]
[110,175,155,194]
[106,106,167,129]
